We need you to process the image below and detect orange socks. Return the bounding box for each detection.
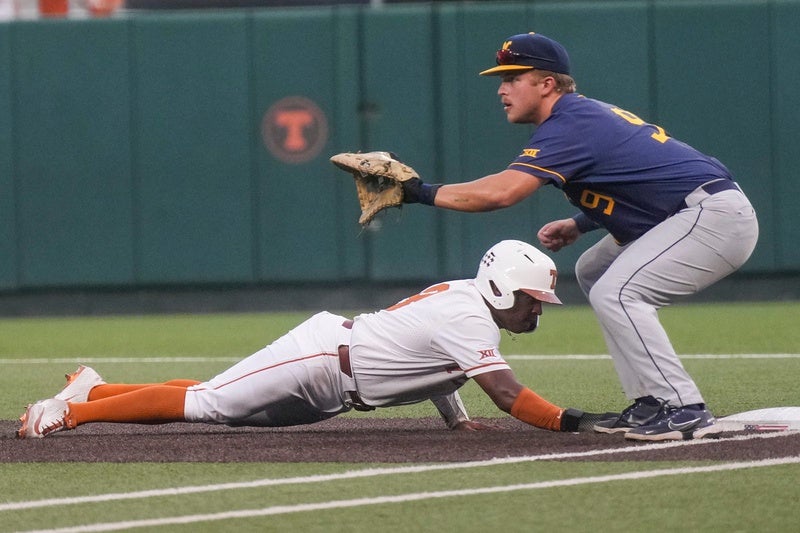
[510,387,565,431]
[87,380,200,401]
[68,385,190,427]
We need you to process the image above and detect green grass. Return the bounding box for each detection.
[1,460,798,532]
[1,301,798,532]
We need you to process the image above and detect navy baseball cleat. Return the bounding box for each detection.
[593,396,666,434]
[625,404,721,441]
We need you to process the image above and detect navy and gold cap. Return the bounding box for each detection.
[480,32,571,76]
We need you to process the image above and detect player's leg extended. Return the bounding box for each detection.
[184,311,351,427]
[17,366,201,437]
[587,192,758,405]
[67,385,190,427]
[19,312,352,438]
[87,380,201,401]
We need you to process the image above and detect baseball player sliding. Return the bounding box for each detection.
[18,240,611,439]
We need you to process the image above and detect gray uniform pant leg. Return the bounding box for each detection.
[575,190,758,405]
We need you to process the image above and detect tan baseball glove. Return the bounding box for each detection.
[330,151,420,226]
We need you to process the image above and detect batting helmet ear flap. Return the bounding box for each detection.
[489,280,503,298]
[475,240,562,309]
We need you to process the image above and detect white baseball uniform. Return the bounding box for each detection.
[183,279,511,428]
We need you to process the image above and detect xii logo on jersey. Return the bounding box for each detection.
[478,349,498,360]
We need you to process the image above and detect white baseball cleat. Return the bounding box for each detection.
[17,399,73,439]
[54,365,105,403]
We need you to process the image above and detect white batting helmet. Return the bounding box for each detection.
[475,240,562,309]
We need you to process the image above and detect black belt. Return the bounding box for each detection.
[677,179,740,211]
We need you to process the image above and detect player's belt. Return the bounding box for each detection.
[677,179,741,211]
[339,320,354,377]
[339,320,375,411]
[338,344,353,377]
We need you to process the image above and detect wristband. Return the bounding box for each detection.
[510,387,564,431]
[418,183,442,206]
[402,179,441,205]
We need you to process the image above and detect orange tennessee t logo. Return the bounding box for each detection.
[275,110,314,152]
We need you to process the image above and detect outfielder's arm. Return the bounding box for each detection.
[330,152,544,222]
[405,169,546,212]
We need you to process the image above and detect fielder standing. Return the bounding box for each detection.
[18,240,609,439]
[399,32,759,441]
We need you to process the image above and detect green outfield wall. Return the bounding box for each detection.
[0,0,797,291]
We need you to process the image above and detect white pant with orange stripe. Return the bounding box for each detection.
[183,312,353,426]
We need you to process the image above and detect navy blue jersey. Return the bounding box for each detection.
[509,93,733,244]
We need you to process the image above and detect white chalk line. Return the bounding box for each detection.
[509,354,800,360]
[2,430,795,515]
[1,354,799,365]
[0,357,241,364]
[4,354,799,530]
[18,452,800,533]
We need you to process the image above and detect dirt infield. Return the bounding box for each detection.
[2,417,799,463]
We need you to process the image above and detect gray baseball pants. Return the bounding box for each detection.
[575,184,759,406]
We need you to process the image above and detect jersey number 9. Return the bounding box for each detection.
[611,107,671,144]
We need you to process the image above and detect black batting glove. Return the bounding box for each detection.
[561,409,621,432]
